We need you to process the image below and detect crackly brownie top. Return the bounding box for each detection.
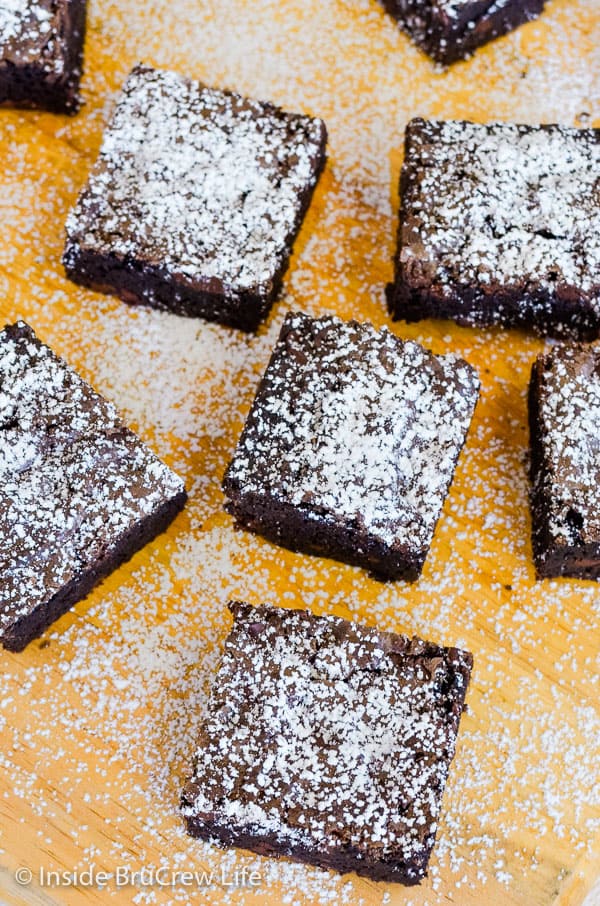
[0,321,185,633]
[0,0,66,68]
[225,312,479,552]
[66,65,326,297]
[400,119,600,298]
[533,344,600,546]
[182,602,473,872]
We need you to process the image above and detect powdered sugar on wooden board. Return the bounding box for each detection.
[0,1,599,905]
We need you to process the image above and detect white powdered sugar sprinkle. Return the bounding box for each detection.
[65,65,326,297]
[225,312,479,552]
[401,119,600,296]
[535,344,600,545]
[182,601,472,879]
[0,321,185,634]
[0,0,52,46]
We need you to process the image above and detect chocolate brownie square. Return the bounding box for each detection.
[389,119,600,341]
[0,321,187,652]
[222,312,479,580]
[529,344,600,580]
[0,0,87,113]
[182,601,473,884]
[63,65,327,331]
[380,0,546,65]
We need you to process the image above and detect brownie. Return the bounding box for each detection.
[63,65,327,332]
[222,312,479,580]
[182,601,473,884]
[529,344,600,580]
[380,0,546,65]
[0,321,187,652]
[389,119,600,341]
[0,0,87,113]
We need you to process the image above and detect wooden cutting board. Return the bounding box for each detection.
[0,1,599,904]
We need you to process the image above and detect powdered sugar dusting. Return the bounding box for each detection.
[65,64,326,302]
[399,119,600,303]
[225,312,479,557]
[182,602,472,883]
[533,344,600,547]
[0,0,52,46]
[0,321,185,644]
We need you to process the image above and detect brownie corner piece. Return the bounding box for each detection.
[389,118,600,340]
[0,0,87,114]
[223,311,479,580]
[380,0,546,65]
[63,65,327,331]
[181,601,473,883]
[0,320,187,652]
[529,343,600,580]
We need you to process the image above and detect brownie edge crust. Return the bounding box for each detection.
[181,601,473,884]
[0,321,187,651]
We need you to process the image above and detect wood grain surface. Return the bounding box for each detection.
[0,1,599,905]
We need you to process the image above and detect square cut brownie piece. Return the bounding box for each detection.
[63,65,327,331]
[181,601,473,884]
[0,0,87,113]
[389,119,600,340]
[529,344,600,580]
[380,0,546,65]
[0,321,187,652]
[222,312,479,580]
